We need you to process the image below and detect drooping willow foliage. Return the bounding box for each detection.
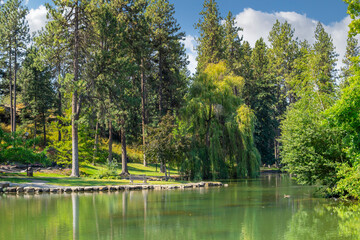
[182,62,260,180]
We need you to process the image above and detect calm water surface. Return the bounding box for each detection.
[1,174,359,240]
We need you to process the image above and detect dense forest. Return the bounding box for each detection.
[1,0,360,198]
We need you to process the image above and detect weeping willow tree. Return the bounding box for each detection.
[182,62,260,180]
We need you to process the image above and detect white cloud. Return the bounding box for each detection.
[25,0,29,5]
[234,8,354,69]
[26,5,47,34]
[182,35,198,75]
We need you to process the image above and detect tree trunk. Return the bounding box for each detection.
[160,161,165,173]
[58,66,62,142]
[164,160,168,180]
[158,50,163,118]
[71,1,80,177]
[141,58,147,166]
[120,118,129,175]
[9,46,13,133]
[205,104,212,148]
[108,120,113,163]
[43,112,46,146]
[93,121,99,165]
[13,41,17,132]
[33,120,37,149]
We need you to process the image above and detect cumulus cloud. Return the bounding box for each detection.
[26,5,47,34]
[184,8,353,74]
[182,35,198,75]
[234,8,354,69]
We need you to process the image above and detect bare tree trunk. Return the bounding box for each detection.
[108,120,113,163]
[13,41,17,132]
[121,117,129,175]
[141,58,147,166]
[9,47,13,133]
[57,65,62,142]
[93,121,99,165]
[71,1,80,177]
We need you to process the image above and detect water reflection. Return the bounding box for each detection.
[72,194,79,240]
[1,176,360,240]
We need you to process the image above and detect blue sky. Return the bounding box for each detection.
[171,0,349,36]
[25,0,352,74]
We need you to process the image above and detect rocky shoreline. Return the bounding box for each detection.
[0,181,226,195]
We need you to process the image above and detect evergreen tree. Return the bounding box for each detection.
[195,0,223,72]
[250,38,276,164]
[311,22,337,95]
[46,0,94,177]
[223,11,242,74]
[35,18,68,142]
[0,0,29,133]
[341,36,359,87]
[145,0,187,167]
[239,41,253,105]
[21,47,55,146]
[268,20,299,161]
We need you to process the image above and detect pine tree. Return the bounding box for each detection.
[223,11,242,74]
[249,38,276,164]
[0,0,29,133]
[268,20,299,161]
[195,0,223,72]
[239,41,253,105]
[341,36,359,87]
[21,46,55,146]
[311,22,337,95]
[46,0,94,177]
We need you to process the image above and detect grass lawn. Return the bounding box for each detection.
[0,176,187,186]
[0,162,186,186]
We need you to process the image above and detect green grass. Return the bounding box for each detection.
[0,176,186,186]
[0,162,185,186]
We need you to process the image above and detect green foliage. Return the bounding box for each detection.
[46,116,100,166]
[183,62,260,180]
[325,60,360,198]
[195,0,224,72]
[93,159,119,179]
[146,113,190,171]
[0,129,49,165]
[280,95,343,186]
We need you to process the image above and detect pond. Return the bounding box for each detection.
[0,174,359,240]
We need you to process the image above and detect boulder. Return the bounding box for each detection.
[99,186,108,191]
[7,187,17,193]
[16,187,24,193]
[24,187,35,193]
[0,182,10,188]
[84,187,93,192]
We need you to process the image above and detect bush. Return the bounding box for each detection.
[0,129,50,165]
[93,159,119,179]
